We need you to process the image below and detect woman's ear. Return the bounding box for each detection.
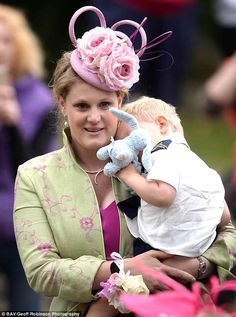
[155,116,169,135]
[57,96,66,117]
[117,93,124,109]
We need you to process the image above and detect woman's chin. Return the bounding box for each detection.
[86,140,109,152]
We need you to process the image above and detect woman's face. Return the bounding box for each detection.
[59,79,123,153]
[0,20,15,77]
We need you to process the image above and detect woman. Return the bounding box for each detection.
[13,5,236,315]
[0,4,57,310]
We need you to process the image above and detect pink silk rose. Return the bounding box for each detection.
[76,26,140,90]
[98,273,122,299]
[77,27,117,72]
[99,44,140,89]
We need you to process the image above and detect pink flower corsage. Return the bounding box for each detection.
[98,252,149,313]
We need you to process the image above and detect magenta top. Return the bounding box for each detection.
[100,201,120,260]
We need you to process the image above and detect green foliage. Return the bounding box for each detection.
[182,111,235,176]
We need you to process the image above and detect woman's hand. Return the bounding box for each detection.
[114,120,131,140]
[124,250,196,292]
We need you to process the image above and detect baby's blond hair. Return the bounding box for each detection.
[122,96,184,134]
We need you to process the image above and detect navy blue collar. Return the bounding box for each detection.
[151,139,172,153]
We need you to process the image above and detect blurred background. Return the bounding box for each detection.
[0,0,235,310]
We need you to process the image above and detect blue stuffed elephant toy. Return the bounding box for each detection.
[97,108,152,176]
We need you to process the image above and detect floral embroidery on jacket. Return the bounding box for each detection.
[80,217,94,231]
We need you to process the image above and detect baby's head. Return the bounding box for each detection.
[122,96,183,146]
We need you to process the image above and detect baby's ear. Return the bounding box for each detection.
[155,116,169,135]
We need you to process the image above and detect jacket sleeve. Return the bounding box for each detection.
[13,165,105,303]
[203,221,236,282]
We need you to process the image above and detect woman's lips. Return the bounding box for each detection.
[84,127,104,133]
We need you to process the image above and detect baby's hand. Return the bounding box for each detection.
[116,163,137,179]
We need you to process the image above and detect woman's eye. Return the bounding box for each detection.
[100,101,111,109]
[75,103,89,111]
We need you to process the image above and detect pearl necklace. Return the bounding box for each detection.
[83,168,104,185]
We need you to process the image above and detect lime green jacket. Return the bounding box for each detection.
[14,133,236,314]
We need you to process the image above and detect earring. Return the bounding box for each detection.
[64,115,68,127]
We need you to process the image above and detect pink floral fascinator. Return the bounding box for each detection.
[120,266,236,317]
[68,6,172,91]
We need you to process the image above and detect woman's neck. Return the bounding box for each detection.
[72,143,106,171]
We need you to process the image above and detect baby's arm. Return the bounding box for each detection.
[86,298,118,317]
[162,255,199,281]
[218,201,231,228]
[116,164,176,207]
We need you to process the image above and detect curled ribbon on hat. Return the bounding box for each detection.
[68,6,172,92]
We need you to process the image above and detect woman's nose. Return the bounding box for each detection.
[87,108,101,123]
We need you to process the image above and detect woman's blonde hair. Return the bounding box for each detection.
[123,96,184,134]
[52,52,81,100]
[0,4,45,78]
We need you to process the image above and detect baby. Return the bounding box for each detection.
[87,96,231,316]
[118,96,230,260]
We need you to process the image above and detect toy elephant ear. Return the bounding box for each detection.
[109,108,139,130]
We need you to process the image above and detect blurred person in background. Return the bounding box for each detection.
[0,4,57,310]
[210,0,236,137]
[203,55,236,224]
[198,1,236,222]
[213,0,236,58]
[88,0,198,109]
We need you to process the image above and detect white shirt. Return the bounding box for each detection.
[125,133,225,257]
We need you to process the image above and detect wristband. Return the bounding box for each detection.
[196,256,207,279]
[110,261,120,274]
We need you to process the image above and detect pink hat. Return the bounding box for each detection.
[69,6,172,92]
